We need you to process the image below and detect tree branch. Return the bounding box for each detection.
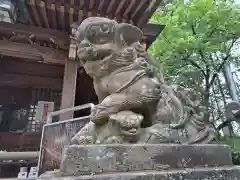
[191,24,210,68]
[191,24,197,35]
[162,34,172,44]
[180,53,207,78]
[209,39,237,87]
[216,118,238,131]
[161,28,207,78]
[207,27,217,37]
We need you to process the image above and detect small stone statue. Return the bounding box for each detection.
[216,101,240,134]
[72,17,216,145]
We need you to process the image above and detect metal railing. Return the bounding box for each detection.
[0,151,39,161]
[0,103,94,161]
[47,103,94,123]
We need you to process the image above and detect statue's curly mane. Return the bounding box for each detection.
[132,42,165,83]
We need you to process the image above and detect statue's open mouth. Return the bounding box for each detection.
[120,127,140,137]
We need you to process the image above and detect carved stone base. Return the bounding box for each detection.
[38,144,240,180]
[40,166,240,180]
[60,144,232,176]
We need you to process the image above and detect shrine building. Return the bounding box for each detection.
[0,1,164,177]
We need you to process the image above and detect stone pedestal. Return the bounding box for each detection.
[39,144,240,180]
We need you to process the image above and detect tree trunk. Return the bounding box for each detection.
[223,64,239,101]
[212,83,224,122]
[213,82,233,136]
[216,75,227,107]
[202,75,211,122]
[203,85,210,108]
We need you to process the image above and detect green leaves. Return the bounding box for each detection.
[148,0,240,92]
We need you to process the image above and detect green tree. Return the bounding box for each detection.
[149,0,240,109]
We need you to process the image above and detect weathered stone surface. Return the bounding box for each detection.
[39,166,240,180]
[73,17,216,145]
[60,144,232,176]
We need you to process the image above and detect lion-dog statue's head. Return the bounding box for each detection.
[76,17,143,77]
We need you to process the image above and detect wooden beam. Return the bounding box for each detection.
[112,0,121,17]
[137,0,162,27]
[69,7,74,28]
[60,25,78,121]
[0,40,67,65]
[29,0,43,26]
[89,0,95,9]
[115,0,126,16]
[106,0,116,15]
[98,0,105,11]
[39,1,50,28]
[1,58,64,79]
[60,59,78,121]
[131,0,147,19]
[48,3,58,29]
[0,73,62,90]
[68,24,78,60]
[59,5,66,31]
[23,1,34,25]
[90,0,100,17]
[80,0,85,7]
[83,0,90,12]
[0,22,69,50]
[124,0,137,17]
[78,9,84,24]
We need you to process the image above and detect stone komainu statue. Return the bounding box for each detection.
[216,101,240,135]
[71,17,216,145]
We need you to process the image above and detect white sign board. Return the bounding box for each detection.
[35,101,54,124]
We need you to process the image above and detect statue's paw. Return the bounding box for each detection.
[103,136,122,144]
[90,106,109,124]
[71,135,94,145]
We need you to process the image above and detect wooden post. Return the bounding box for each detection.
[59,24,78,121]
